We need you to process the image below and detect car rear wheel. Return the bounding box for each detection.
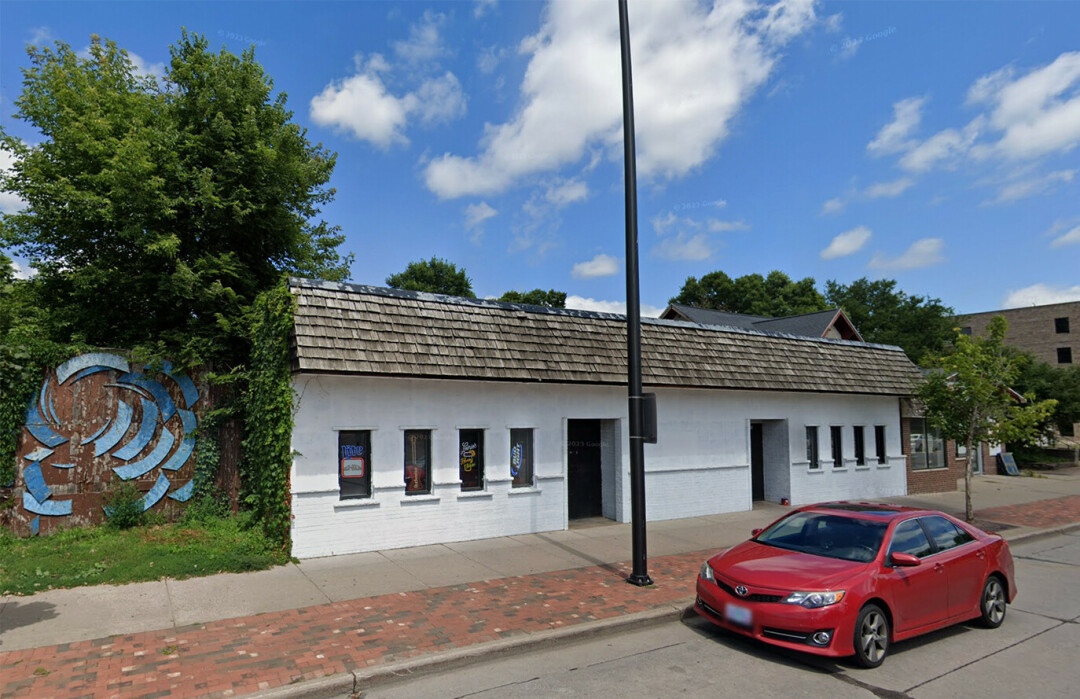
[980,576,1007,629]
[853,603,889,668]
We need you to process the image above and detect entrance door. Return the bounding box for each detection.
[568,420,603,519]
[751,423,765,501]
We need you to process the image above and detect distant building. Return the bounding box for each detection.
[659,304,864,341]
[956,300,1079,440]
[288,279,920,558]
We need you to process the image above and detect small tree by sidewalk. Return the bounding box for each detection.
[918,317,1057,522]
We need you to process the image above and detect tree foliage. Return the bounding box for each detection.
[1012,353,1080,438]
[824,278,953,363]
[671,270,827,317]
[499,289,566,308]
[0,33,351,365]
[386,256,475,298]
[918,317,1057,520]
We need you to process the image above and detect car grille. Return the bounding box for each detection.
[713,578,784,603]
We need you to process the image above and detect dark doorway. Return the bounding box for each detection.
[568,419,603,519]
[751,423,765,501]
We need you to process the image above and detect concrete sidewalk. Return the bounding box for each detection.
[2,469,1080,698]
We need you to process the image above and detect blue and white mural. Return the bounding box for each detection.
[18,352,200,534]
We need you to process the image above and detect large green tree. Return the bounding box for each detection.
[671,270,827,317]
[499,289,566,308]
[825,278,953,363]
[1012,353,1080,438]
[918,317,1057,521]
[386,257,475,298]
[0,33,350,363]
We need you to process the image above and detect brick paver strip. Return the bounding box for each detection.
[978,494,1080,529]
[0,549,712,699]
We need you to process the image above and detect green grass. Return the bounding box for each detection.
[0,511,290,596]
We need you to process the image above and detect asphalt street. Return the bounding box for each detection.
[358,530,1080,699]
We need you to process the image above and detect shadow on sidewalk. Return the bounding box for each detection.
[0,601,58,647]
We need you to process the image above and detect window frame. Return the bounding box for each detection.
[888,518,934,559]
[830,425,844,468]
[510,428,534,488]
[1058,347,1073,364]
[404,429,433,495]
[1055,317,1070,334]
[909,418,945,471]
[805,426,820,469]
[918,515,975,553]
[875,425,887,465]
[338,430,373,500]
[853,425,866,466]
[458,429,485,492]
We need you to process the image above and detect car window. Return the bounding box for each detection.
[921,516,973,552]
[756,511,887,562]
[889,519,933,558]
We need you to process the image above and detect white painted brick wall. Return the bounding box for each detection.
[290,375,907,558]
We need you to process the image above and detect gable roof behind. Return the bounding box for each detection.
[291,279,919,396]
[661,304,864,342]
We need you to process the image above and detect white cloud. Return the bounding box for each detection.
[868,237,946,270]
[128,51,167,79]
[28,26,54,45]
[477,45,504,74]
[411,72,467,125]
[986,169,1075,205]
[475,0,498,19]
[821,197,845,215]
[1047,219,1080,248]
[544,178,589,206]
[864,177,914,199]
[463,201,497,231]
[11,260,36,280]
[394,10,448,65]
[310,55,465,149]
[878,52,1080,177]
[424,0,818,199]
[565,295,663,318]
[707,219,750,232]
[821,226,871,260]
[571,253,618,279]
[0,148,27,214]
[1002,283,1080,308]
[868,97,926,155]
[649,211,714,261]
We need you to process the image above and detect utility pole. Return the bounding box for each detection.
[618,0,652,587]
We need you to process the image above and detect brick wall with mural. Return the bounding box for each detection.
[6,352,206,537]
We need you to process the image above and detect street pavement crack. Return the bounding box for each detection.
[452,676,541,698]
[1014,555,1080,568]
[831,671,911,699]
[903,620,1066,694]
[581,640,687,669]
[292,561,336,604]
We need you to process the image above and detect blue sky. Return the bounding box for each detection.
[2,0,1079,316]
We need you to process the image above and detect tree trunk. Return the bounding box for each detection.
[964,413,979,522]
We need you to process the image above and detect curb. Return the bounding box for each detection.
[1000,521,1080,545]
[255,599,696,699]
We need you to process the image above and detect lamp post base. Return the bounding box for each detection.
[626,573,654,587]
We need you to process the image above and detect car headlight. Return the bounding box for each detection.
[700,561,715,582]
[783,590,845,609]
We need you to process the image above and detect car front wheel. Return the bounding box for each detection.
[853,603,889,668]
[980,576,1007,629]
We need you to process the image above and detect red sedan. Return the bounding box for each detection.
[695,502,1017,668]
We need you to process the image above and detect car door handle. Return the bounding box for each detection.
[976,551,986,559]
[934,563,945,573]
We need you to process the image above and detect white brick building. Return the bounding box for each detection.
[288,279,919,559]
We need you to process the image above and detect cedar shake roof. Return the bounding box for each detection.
[290,279,919,396]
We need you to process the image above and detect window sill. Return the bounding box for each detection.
[805,467,823,474]
[401,494,441,504]
[334,498,379,510]
[854,464,871,471]
[457,491,493,500]
[508,486,541,496]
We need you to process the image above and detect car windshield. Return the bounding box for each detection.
[755,511,888,563]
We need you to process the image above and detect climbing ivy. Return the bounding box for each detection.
[240,280,295,548]
[0,335,85,488]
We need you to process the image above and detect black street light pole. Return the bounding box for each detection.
[619,0,652,588]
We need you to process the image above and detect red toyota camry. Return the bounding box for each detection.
[695,502,1017,668]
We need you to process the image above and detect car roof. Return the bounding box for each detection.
[802,502,935,521]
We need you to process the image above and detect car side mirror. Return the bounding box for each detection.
[890,552,921,567]
[751,528,763,537]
